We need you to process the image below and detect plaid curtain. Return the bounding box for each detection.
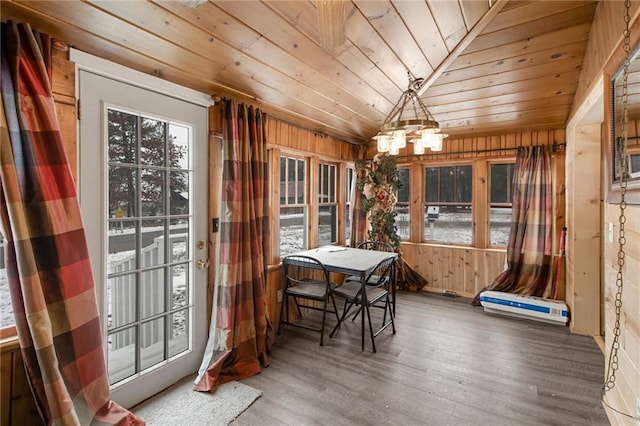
[0,22,141,425]
[473,145,553,304]
[195,100,271,391]
[349,146,367,247]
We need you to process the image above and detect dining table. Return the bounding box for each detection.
[287,245,397,351]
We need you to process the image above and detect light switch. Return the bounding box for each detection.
[608,222,614,243]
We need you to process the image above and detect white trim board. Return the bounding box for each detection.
[70,49,214,108]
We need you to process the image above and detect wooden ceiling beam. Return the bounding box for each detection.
[416,0,509,97]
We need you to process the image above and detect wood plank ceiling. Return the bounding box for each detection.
[1,0,598,145]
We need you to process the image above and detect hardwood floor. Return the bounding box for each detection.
[234,291,609,426]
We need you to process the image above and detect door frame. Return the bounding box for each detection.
[73,49,214,408]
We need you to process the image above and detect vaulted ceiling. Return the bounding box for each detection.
[1,0,598,145]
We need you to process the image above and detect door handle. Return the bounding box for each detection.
[196,258,210,269]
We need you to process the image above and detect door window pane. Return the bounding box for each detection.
[106,108,194,383]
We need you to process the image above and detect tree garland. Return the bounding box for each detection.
[356,153,401,250]
[356,154,428,292]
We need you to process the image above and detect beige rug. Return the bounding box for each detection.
[133,376,262,425]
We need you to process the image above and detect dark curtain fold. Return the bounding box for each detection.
[0,21,142,425]
[472,145,553,305]
[349,145,368,247]
[195,99,272,391]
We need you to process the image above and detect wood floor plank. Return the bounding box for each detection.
[234,292,608,426]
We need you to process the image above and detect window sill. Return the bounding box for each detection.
[1,326,19,353]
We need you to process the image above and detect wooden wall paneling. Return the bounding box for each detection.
[401,244,506,298]
[602,203,640,424]
[409,162,423,243]
[1,351,11,425]
[308,156,319,249]
[51,49,77,182]
[573,1,640,112]
[462,249,475,295]
[266,265,283,331]
[552,149,567,300]
[10,354,41,425]
[473,158,488,249]
[566,123,602,336]
[269,147,281,266]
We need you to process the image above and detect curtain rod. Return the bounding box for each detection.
[395,142,565,159]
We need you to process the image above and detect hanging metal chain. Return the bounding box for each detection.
[603,0,630,396]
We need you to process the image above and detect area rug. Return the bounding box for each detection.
[132,376,262,425]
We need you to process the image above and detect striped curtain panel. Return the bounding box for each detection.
[195,100,271,391]
[0,22,141,425]
[349,146,368,247]
[473,145,553,304]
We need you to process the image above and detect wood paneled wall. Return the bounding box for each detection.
[603,203,640,425]
[391,129,566,300]
[572,1,640,423]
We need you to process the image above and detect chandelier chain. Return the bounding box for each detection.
[603,0,629,399]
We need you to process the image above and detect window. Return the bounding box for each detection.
[106,109,194,384]
[424,165,473,245]
[0,233,12,331]
[396,168,410,240]
[318,162,337,246]
[489,163,515,246]
[280,156,307,256]
[345,166,355,245]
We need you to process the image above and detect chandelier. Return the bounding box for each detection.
[374,72,447,155]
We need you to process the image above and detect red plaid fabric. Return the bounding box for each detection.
[0,21,142,425]
[473,145,553,304]
[195,99,272,391]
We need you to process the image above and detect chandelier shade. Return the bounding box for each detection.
[374,72,447,155]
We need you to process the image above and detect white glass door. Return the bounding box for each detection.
[79,70,208,408]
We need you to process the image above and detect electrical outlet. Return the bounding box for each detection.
[277,289,283,303]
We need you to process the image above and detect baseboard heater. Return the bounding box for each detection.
[478,290,569,325]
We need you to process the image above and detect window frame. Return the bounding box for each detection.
[422,161,475,246]
[487,159,516,248]
[317,161,338,247]
[278,153,309,257]
[395,167,411,241]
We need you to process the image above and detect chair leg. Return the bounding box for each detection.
[330,293,340,323]
[330,298,353,338]
[361,300,366,351]
[278,292,287,334]
[365,303,377,353]
[319,301,328,346]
